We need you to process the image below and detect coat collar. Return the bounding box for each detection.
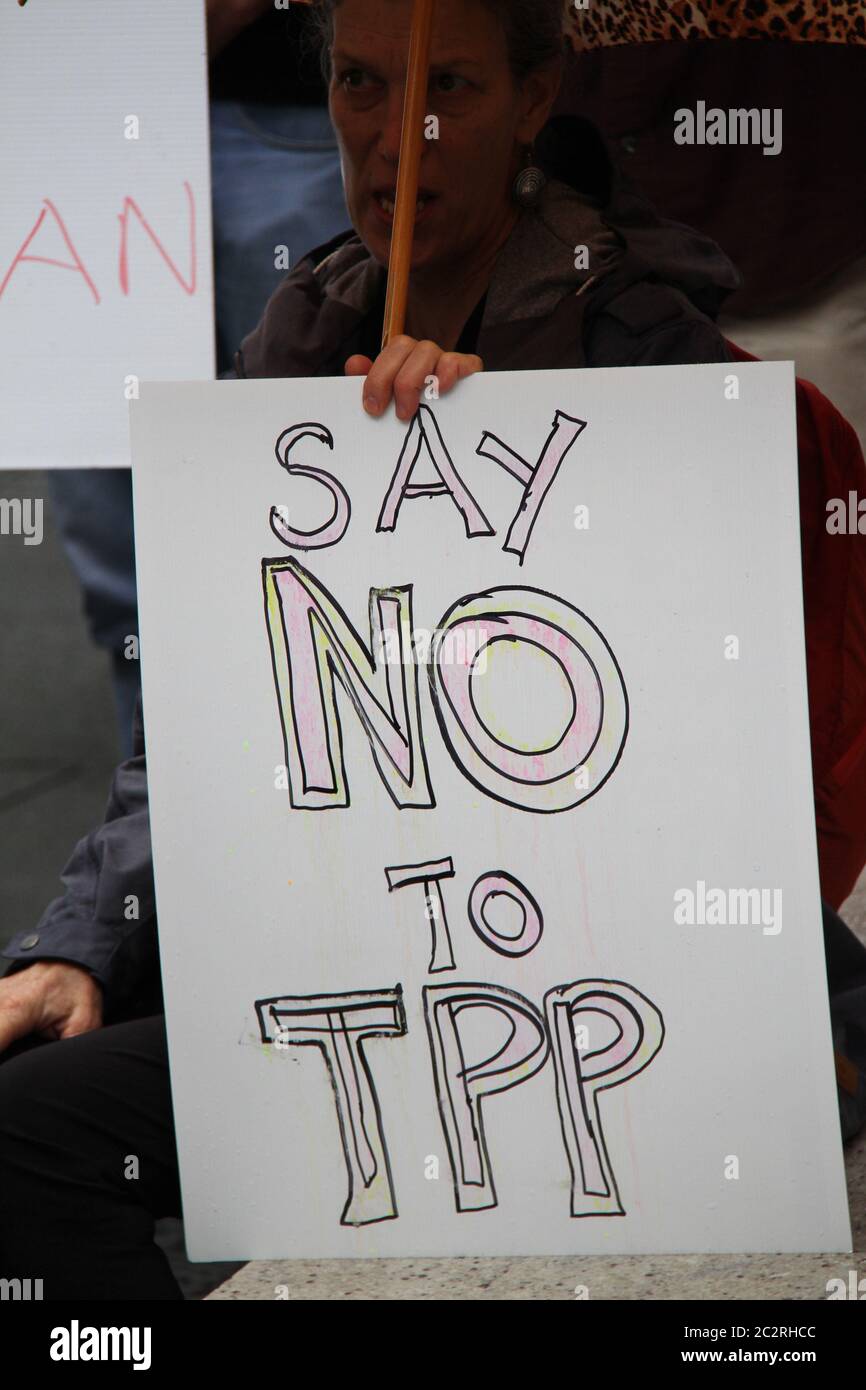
[236,178,625,379]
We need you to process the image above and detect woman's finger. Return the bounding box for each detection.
[358,340,485,420]
[432,351,485,395]
[362,335,419,416]
[391,340,447,420]
[455,352,484,380]
[344,354,374,377]
[393,347,485,420]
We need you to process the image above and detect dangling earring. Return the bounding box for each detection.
[511,145,547,208]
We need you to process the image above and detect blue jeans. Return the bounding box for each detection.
[50,101,348,755]
[47,468,140,748]
[211,100,349,371]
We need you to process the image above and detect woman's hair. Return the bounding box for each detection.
[307,0,566,84]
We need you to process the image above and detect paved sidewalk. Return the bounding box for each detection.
[207,1247,866,1300]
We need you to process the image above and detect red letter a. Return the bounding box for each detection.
[0,200,99,303]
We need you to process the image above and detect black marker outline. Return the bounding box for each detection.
[467,869,544,958]
[544,980,665,1219]
[423,981,550,1213]
[476,410,587,564]
[269,422,352,551]
[377,404,495,539]
[427,585,629,813]
[262,556,435,811]
[255,986,407,1227]
[385,857,457,972]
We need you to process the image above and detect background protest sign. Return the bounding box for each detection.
[130,364,851,1258]
[0,0,213,469]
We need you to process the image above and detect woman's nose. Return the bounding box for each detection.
[376,83,407,165]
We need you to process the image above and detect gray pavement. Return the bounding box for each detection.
[207,1246,866,1301]
[3,469,865,1300]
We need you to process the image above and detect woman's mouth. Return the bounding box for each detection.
[372,190,435,224]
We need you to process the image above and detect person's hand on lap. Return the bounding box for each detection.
[0,960,103,1054]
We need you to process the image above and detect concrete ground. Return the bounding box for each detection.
[207,1246,866,1301]
[2,467,865,1300]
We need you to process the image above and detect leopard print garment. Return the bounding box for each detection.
[564,0,866,49]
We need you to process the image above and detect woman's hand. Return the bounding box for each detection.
[345,337,484,421]
[0,961,103,1055]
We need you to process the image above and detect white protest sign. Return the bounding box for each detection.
[0,0,213,468]
[130,364,851,1258]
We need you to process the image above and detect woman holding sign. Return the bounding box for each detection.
[236,0,736,393]
[1,0,864,1301]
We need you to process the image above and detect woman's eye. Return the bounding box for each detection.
[433,72,469,94]
[339,68,372,92]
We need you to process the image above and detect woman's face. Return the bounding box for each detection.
[328,0,558,275]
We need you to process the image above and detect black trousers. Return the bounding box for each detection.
[0,1015,184,1300]
[1,902,866,1301]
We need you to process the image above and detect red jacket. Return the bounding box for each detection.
[727,342,866,908]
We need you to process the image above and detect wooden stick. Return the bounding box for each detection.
[381,0,435,349]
